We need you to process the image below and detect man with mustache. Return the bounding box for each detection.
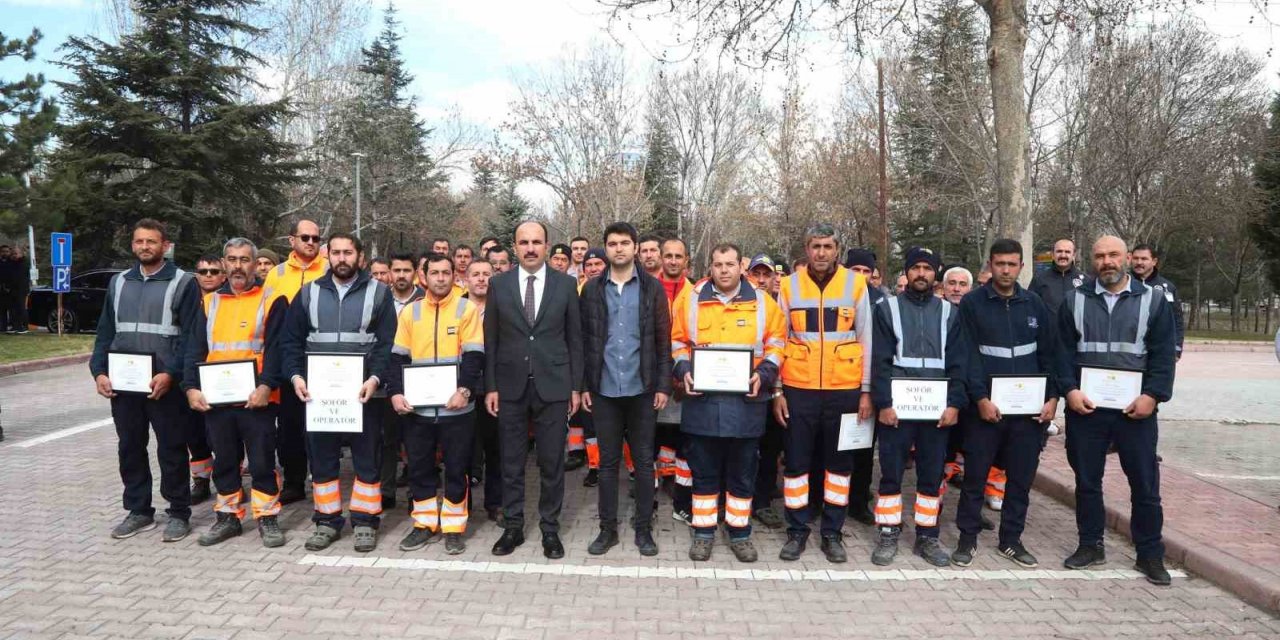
[182,238,290,547]
[1056,235,1177,586]
[184,255,225,504]
[379,252,425,508]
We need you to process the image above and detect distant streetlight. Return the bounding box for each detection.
[351,152,366,239]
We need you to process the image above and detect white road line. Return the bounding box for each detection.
[298,554,1187,582]
[11,417,113,448]
[1195,473,1280,481]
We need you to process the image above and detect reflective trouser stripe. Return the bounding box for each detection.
[412,497,440,531]
[874,493,902,526]
[656,446,677,478]
[214,490,245,519]
[441,498,468,534]
[724,493,752,528]
[691,494,718,528]
[567,425,585,451]
[348,480,383,515]
[313,480,342,514]
[783,474,809,510]
[914,494,941,528]
[674,458,692,487]
[623,442,635,473]
[190,458,213,479]
[586,439,600,469]
[986,467,1007,498]
[823,471,851,507]
[251,488,281,519]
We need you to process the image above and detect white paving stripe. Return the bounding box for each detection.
[298,554,1187,582]
[11,417,113,448]
[1195,473,1280,481]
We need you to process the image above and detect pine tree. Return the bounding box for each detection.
[0,29,59,235]
[488,182,529,248]
[1251,93,1280,290]
[49,0,299,265]
[642,113,680,235]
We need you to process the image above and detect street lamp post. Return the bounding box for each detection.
[351,152,366,239]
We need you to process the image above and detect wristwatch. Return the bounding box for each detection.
[458,387,472,400]
[771,390,784,400]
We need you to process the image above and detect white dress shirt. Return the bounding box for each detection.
[519,262,548,319]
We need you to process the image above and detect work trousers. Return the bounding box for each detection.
[181,403,212,479]
[276,388,310,491]
[473,407,503,512]
[205,405,279,519]
[405,412,474,532]
[592,393,657,531]
[754,411,785,510]
[955,414,1041,546]
[1066,409,1164,560]
[379,399,406,494]
[781,387,861,537]
[875,420,950,538]
[112,391,191,520]
[307,402,382,529]
[499,378,567,534]
[685,433,759,541]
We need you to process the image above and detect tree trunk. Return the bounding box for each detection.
[1191,260,1202,330]
[978,0,1032,283]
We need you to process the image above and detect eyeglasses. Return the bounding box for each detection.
[196,268,223,276]
[294,234,321,244]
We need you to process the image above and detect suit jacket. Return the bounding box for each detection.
[484,264,584,401]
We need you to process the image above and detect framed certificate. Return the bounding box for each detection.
[107,351,155,395]
[989,375,1048,416]
[403,363,459,407]
[1079,366,1144,411]
[197,359,258,407]
[837,413,874,451]
[891,377,949,421]
[691,347,754,394]
[305,352,366,433]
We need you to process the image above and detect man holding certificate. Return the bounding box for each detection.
[772,224,874,563]
[578,222,672,558]
[952,238,1059,570]
[90,219,203,542]
[386,253,484,554]
[670,243,785,562]
[280,232,396,553]
[868,247,968,568]
[1056,236,1177,586]
[181,238,290,548]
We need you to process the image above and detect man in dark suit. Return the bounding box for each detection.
[485,220,584,559]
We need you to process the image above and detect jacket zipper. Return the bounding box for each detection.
[817,273,826,387]
[1004,297,1015,374]
[432,298,441,420]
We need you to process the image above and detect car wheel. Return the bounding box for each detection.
[46,308,77,334]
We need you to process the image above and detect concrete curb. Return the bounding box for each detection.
[0,352,91,378]
[1034,466,1280,614]
[1182,341,1274,353]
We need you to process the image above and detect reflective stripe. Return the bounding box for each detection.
[978,342,1037,358]
[823,471,851,507]
[214,490,245,517]
[440,498,467,533]
[783,474,809,509]
[794,330,856,343]
[313,480,342,514]
[874,493,902,526]
[887,297,947,370]
[691,494,718,528]
[725,493,752,528]
[189,457,213,479]
[1073,288,1152,357]
[113,269,187,337]
[251,488,281,518]
[412,497,441,530]
[674,458,692,487]
[392,345,411,356]
[914,494,940,527]
[686,287,699,346]
[348,479,382,515]
[308,332,377,344]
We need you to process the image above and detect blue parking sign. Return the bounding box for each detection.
[53,265,71,293]
[51,232,73,267]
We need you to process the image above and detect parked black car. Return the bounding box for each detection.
[26,268,123,333]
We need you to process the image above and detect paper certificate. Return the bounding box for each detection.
[891,378,949,421]
[837,413,875,451]
[306,353,365,433]
[403,363,459,407]
[989,375,1048,416]
[1080,366,1144,411]
[108,351,155,395]
[197,360,257,407]
[691,347,754,394]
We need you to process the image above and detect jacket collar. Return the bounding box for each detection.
[124,260,177,281]
[698,276,758,304]
[287,251,327,273]
[1132,267,1161,283]
[899,287,936,305]
[314,268,371,291]
[980,280,1029,302]
[1079,274,1145,299]
[214,278,265,297]
[422,285,459,308]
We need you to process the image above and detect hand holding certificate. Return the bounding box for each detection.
[837,413,874,450]
[305,353,366,433]
[402,363,459,409]
[197,360,258,407]
[691,347,754,394]
[988,375,1048,417]
[1079,366,1143,411]
[107,351,155,395]
[890,378,948,422]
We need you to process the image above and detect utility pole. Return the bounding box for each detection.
[877,59,889,265]
[351,152,366,239]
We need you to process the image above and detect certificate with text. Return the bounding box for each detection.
[197,359,257,407]
[691,347,754,394]
[403,363,458,408]
[306,353,365,433]
[891,377,949,421]
[989,375,1048,416]
[1080,366,1143,411]
[108,351,155,395]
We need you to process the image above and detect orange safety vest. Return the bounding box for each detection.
[202,282,279,403]
[263,251,327,306]
[777,265,871,390]
[671,277,786,373]
[391,288,483,417]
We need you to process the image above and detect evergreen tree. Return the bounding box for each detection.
[488,181,529,248]
[0,29,59,235]
[48,0,299,266]
[642,113,680,235]
[470,154,499,200]
[1251,93,1280,290]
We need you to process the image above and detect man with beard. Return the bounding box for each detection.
[464,259,503,521]
[1130,244,1184,361]
[281,232,396,553]
[263,219,329,505]
[638,234,662,278]
[486,245,512,273]
[839,248,885,527]
[747,254,787,531]
[91,219,203,541]
[389,253,484,555]
[431,238,451,257]
[379,253,425,509]
[183,238,290,548]
[549,244,572,273]
[656,237,694,525]
[1057,236,1176,586]
[255,249,279,281]
[1030,239,1084,315]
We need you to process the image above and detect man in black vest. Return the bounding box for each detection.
[485,221,584,559]
[1030,238,1084,315]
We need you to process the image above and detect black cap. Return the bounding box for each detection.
[844,248,877,270]
[904,246,940,273]
[551,243,570,257]
[584,247,606,263]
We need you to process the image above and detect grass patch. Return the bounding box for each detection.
[0,332,96,364]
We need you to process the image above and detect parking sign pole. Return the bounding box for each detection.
[57,293,62,338]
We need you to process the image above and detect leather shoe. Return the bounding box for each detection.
[491,528,524,556]
[279,484,306,505]
[542,532,565,559]
[634,529,658,557]
[847,500,875,526]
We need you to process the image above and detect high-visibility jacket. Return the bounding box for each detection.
[262,251,327,307]
[387,288,484,418]
[189,280,287,403]
[671,277,786,438]
[777,265,873,391]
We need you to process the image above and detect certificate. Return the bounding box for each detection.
[989,375,1048,416]
[1080,366,1143,411]
[108,351,155,395]
[403,363,458,407]
[306,352,365,433]
[837,413,874,450]
[197,359,258,407]
[691,347,753,394]
[891,377,949,421]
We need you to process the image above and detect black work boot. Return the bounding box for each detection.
[588,527,619,555]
